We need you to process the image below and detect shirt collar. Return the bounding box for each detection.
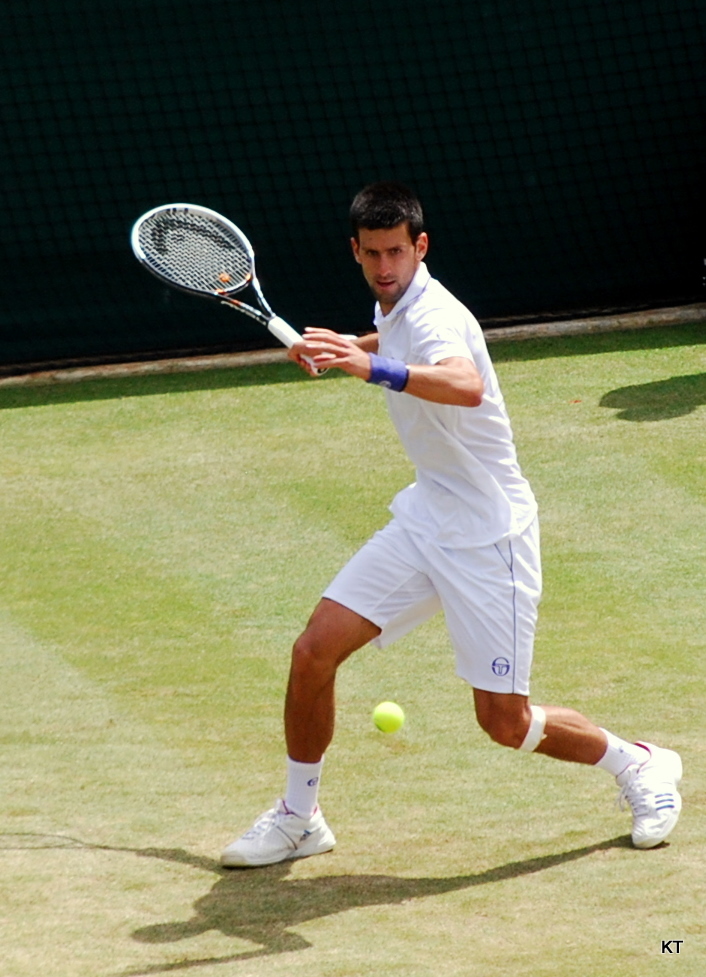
[373,262,431,326]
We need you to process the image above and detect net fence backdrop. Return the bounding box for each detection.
[1,0,704,370]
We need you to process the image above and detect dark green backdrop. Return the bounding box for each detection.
[1,0,704,369]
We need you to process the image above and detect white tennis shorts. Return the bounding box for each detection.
[323,516,542,695]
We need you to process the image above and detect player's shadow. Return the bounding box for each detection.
[600,372,706,421]
[124,834,632,972]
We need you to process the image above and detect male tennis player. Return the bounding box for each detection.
[221,182,682,867]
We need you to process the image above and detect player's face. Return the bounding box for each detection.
[351,223,428,313]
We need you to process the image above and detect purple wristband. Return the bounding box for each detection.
[366,353,409,392]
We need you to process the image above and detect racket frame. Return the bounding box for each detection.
[130,203,321,370]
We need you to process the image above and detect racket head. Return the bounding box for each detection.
[130,204,255,298]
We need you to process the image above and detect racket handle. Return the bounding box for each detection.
[267,315,303,347]
[268,316,325,377]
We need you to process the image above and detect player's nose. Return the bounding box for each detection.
[378,255,394,277]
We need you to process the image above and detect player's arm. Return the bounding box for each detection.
[405,357,483,406]
[298,329,483,407]
[351,332,380,353]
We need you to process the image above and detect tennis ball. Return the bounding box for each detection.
[373,701,405,733]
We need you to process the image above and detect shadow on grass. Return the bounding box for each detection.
[489,322,706,363]
[129,835,635,971]
[0,323,703,412]
[600,372,706,421]
[0,360,327,411]
[0,830,636,971]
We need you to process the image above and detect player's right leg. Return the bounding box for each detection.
[285,598,381,762]
[220,599,378,868]
[221,520,439,868]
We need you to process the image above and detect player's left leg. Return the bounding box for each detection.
[471,690,607,761]
[429,518,682,849]
[472,688,683,848]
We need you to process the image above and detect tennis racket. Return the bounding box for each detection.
[130,203,323,374]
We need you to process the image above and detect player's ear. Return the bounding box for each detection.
[351,237,362,264]
[415,231,429,260]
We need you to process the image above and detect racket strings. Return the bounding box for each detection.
[136,212,253,294]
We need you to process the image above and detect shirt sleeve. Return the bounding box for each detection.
[409,306,475,366]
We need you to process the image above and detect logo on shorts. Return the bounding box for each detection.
[492,657,511,676]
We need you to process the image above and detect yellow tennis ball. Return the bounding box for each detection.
[373,701,405,733]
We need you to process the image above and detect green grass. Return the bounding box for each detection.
[0,324,705,976]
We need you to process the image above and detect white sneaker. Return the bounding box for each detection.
[617,742,683,849]
[220,799,336,867]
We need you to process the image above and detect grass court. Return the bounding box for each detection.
[1,323,705,976]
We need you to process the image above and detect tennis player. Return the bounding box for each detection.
[221,182,682,867]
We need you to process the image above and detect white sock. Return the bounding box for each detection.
[594,730,650,778]
[284,756,324,819]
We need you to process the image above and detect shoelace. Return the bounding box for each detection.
[617,768,675,817]
[617,768,649,815]
[243,808,281,839]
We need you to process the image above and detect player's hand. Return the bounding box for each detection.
[287,340,322,377]
[300,328,372,380]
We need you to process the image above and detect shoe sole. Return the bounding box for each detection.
[221,824,336,868]
[221,833,336,868]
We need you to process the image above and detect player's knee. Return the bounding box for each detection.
[290,599,375,683]
[291,630,327,672]
[476,703,534,749]
[479,716,528,749]
[480,705,547,752]
[290,628,341,683]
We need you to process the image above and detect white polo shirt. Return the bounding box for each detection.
[374,262,537,548]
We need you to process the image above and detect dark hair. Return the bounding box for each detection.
[349,181,424,243]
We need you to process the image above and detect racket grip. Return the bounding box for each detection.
[267,315,302,348]
[268,316,325,377]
